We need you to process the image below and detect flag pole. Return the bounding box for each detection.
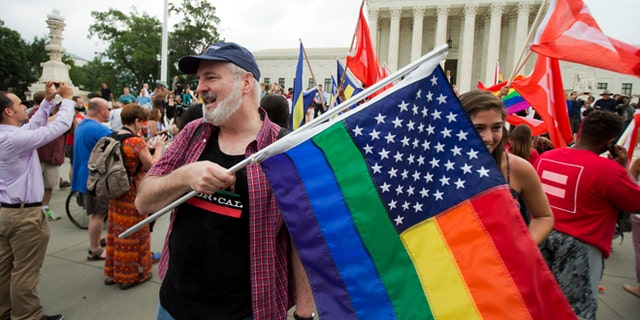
[349,0,366,52]
[341,0,367,89]
[507,0,549,85]
[119,44,450,239]
[301,40,325,106]
[510,51,533,81]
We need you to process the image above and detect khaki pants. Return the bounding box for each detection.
[0,206,50,320]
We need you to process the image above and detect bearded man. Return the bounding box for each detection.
[135,42,315,320]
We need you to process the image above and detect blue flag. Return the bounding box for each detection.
[291,43,307,130]
[337,59,364,103]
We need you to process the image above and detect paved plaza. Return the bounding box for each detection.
[36,161,640,319]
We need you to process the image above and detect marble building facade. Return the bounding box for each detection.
[254,0,639,98]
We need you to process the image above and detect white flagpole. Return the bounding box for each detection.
[119,44,450,239]
[160,0,169,84]
[507,0,549,85]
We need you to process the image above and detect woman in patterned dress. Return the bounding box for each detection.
[104,104,166,289]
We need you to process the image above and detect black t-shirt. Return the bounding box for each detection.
[101,88,112,101]
[160,130,251,320]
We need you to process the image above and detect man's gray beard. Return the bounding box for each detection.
[203,81,243,126]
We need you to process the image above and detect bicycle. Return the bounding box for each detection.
[66,190,89,229]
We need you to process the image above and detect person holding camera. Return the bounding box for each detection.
[26,92,67,221]
[535,110,640,320]
[0,82,73,320]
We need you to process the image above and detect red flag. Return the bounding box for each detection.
[369,65,393,98]
[506,115,548,136]
[619,112,640,163]
[530,0,640,77]
[346,6,382,87]
[511,55,572,148]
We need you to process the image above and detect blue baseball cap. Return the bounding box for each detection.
[178,42,261,80]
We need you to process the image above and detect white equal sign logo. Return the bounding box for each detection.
[541,170,568,198]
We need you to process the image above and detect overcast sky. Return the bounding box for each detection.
[1,0,638,61]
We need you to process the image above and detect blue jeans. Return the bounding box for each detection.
[156,302,174,320]
[156,301,252,320]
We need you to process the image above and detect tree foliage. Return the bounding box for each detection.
[69,57,119,95]
[0,1,223,99]
[169,0,222,56]
[88,8,162,92]
[168,0,222,86]
[0,20,36,99]
[27,36,48,81]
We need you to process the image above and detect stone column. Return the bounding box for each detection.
[27,9,84,99]
[435,4,450,68]
[480,15,491,82]
[38,10,72,85]
[503,10,518,76]
[388,7,402,72]
[411,6,426,61]
[368,8,379,51]
[513,1,532,74]
[458,3,478,93]
[485,3,504,85]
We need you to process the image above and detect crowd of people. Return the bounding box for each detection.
[2,40,640,320]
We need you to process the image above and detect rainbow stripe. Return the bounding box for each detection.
[263,66,575,319]
[478,78,530,115]
[502,88,530,114]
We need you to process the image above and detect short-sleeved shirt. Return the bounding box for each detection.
[71,118,112,192]
[101,88,112,101]
[534,148,640,257]
[119,94,136,104]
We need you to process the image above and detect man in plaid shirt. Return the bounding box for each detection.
[135,42,314,320]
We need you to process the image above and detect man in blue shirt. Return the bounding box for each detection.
[0,82,72,320]
[72,97,112,261]
[119,86,136,104]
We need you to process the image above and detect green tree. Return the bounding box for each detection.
[68,56,119,95]
[27,36,48,80]
[88,8,162,92]
[169,0,221,56]
[168,0,222,84]
[0,20,36,99]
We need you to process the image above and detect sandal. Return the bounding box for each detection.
[119,273,153,290]
[87,248,105,261]
[104,277,115,286]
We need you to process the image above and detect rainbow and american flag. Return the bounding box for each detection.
[262,58,574,319]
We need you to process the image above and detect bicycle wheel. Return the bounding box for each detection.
[66,191,89,229]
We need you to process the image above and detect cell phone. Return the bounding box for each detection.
[53,82,60,89]
[608,142,617,157]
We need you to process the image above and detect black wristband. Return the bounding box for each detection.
[293,311,315,320]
